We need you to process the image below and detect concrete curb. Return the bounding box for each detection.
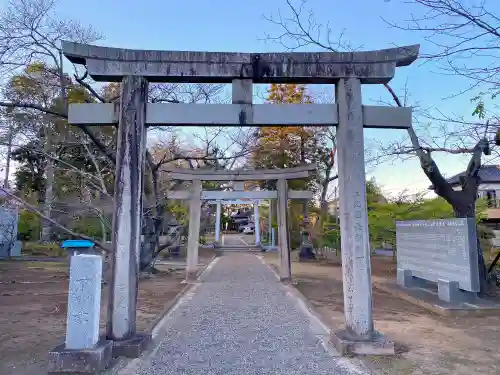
[102,255,218,375]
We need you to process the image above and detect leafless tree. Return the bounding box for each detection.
[0,0,258,273]
[383,0,500,96]
[0,0,102,240]
[265,0,499,293]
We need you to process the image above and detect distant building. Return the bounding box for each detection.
[228,209,253,231]
[429,165,500,218]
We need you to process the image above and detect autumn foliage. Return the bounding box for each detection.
[253,84,316,171]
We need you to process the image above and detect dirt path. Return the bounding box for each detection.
[0,255,213,375]
[263,253,500,375]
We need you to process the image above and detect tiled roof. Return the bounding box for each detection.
[428,165,500,189]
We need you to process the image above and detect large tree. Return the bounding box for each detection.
[253,84,323,189]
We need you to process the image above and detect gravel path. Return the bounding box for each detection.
[127,253,367,375]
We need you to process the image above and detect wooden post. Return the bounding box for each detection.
[107,76,148,342]
[186,180,202,281]
[277,179,291,281]
[336,77,374,340]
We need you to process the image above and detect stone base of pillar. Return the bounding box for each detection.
[185,270,198,282]
[111,333,152,358]
[280,276,291,283]
[47,339,113,374]
[330,329,395,356]
[298,243,316,260]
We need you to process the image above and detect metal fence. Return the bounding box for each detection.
[315,246,340,262]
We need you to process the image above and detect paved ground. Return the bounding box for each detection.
[221,232,255,246]
[122,253,366,375]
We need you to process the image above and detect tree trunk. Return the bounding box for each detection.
[138,166,168,272]
[139,214,156,272]
[451,196,488,296]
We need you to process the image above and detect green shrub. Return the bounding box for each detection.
[23,242,66,257]
[70,216,108,239]
[319,221,341,248]
[18,210,41,241]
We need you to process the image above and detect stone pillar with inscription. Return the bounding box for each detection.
[106,75,151,358]
[330,78,394,355]
[186,180,202,281]
[47,252,113,374]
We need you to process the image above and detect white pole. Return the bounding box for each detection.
[268,199,272,243]
[215,200,221,243]
[254,200,260,245]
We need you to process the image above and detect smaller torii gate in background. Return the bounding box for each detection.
[165,165,315,280]
[207,198,263,244]
[61,41,419,357]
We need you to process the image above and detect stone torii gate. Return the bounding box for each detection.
[164,165,315,280]
[62,42,419,357]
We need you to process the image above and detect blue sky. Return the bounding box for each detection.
[50,0,499,197]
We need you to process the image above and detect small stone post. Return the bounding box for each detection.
[106,75,151,357]
[47,253,113,374]
[186,179,202,281]
[277,178,291,281]
[215,200,222,244]
[254,201,260,245]
[66,254,103,349]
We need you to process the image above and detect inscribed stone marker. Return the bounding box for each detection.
[396,218,480,292]
[65,254,103,350]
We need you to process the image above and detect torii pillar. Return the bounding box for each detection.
[254,200,260,245]
[106,75,151,357]
[215,200,222,244]
[330,48,419,356]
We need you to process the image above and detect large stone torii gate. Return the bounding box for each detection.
[62,41,419,357]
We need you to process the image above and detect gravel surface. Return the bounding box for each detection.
[130,253,367,375]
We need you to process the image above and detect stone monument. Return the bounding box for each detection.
[396,218,480,303]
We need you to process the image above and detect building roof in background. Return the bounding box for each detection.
[428,165,500,190]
